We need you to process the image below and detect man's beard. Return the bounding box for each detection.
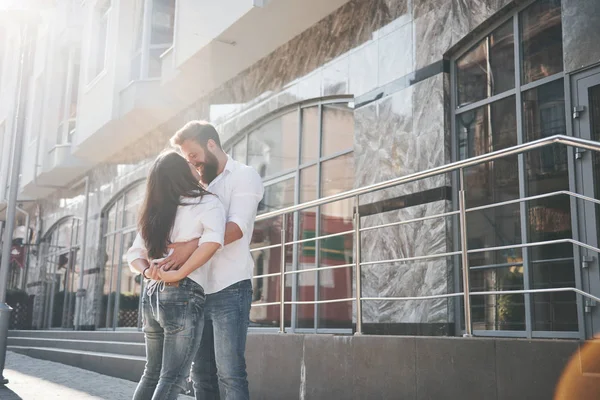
[197,150,219,185]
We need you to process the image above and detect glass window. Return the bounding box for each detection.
[233,100,355,331]
[258,177,295,215]
[248,111,299,179]
[318,154,354,329]
[130,0,174,81]
[232,139,247,165]
[520,0,563,84]
[456,20,515,107]
[321,103,355,158]
[301,107,319,164]
[453,0,571,335]
[150,0,175,45]
[89,1,110,81]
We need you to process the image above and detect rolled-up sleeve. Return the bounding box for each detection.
[126,233,148,274]
[197,198,227,247]
[228,167,264,237]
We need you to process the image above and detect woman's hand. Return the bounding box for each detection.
[158,268,185,283]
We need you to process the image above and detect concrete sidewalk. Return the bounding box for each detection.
[0,351,192,399]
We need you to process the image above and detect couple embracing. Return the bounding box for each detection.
[126,121,264,400]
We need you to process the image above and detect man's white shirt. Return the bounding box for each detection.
[199,156,264,294]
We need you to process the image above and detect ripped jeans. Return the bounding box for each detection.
[132,278,205,400]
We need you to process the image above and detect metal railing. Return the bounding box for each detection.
[249,134,600,336]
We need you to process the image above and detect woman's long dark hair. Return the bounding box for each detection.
[139,151,209,259]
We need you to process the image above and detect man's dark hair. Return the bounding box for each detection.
[170,120,222,149]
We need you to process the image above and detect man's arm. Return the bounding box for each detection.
[224,222,243,245]
[225,167,264,245]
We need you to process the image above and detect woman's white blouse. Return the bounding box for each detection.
[126,194,226,285]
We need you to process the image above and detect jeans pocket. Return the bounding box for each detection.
[158,301,188,334]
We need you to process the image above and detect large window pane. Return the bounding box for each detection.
[321,103,354,158]
[123,184,144,229]
[301,107,319,164]
[591,85,600,247]
[232,139,247,165]
[248,111,299,179]
[471,253,525,331]
[258,177,295,215]
[520,0,563,84]
[318,154,354,329]
[458,96,521,331]
[522,79,575,332]
[456,20,515,107]
[458,96,519,205]
[297,167,317,329]
[250,215,293,329]
[118,232,140,327]
[150,0,175,45]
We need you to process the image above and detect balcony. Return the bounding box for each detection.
[20,142,91,198]
[161,0,351,107]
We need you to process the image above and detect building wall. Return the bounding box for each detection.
[10,0,600,333]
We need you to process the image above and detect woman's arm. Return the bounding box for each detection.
[158,197,226,283]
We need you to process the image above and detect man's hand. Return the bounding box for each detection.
[157,239,198,271]
[158,268,185,283]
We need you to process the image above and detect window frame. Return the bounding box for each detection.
[87,0,111,85]
[224,97,355,334]
[129,0,176,82]
[450,0,575,339]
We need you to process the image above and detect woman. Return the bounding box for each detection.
[127,151,225,400]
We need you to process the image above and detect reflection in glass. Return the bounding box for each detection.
[150,0,175,45]
[522,79,575,331]
[118,232,141,327]
[318,155,354,329]
[458,96,522,330]
[258,177,295,215]
[123,183,145,229]
[520,0,563,84]
[232,138,247,165]
[456,20,515,107]
[301,107,319,164]
[248,111,299,178]
[249,215,293,328]
[590,85,600,246]
[321,103,354,158]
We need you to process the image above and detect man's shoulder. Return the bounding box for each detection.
[228,162,261,182]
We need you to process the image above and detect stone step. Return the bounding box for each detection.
[8,346,145,382]
[8,329,144,343]
[8,337,146,357]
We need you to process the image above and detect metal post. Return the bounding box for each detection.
[459,168,473,337]
[75,176,89,330]
[354,195,363,335]
[15,206,29,290]
[279,215,287,333]
[0,22,35,385]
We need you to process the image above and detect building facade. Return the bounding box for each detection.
[1,0,599,339]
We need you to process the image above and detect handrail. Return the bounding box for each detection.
[249,134,600,338]
[256,134,600,221]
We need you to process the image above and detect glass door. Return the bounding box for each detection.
[572,68,600,338]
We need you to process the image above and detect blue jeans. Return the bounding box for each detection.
[133,278,205,400]
[191,279,252,400]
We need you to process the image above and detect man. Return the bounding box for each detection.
[160,120,263,400]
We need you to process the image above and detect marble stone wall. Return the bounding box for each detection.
[562,0,600,73]
[23,0,521,330]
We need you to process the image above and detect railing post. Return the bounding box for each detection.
[354,195,363,335]
[459,168,473,337]
[279,214,287,333]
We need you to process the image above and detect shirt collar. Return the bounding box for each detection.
[223,155,236,174]
[207,155,236,189]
